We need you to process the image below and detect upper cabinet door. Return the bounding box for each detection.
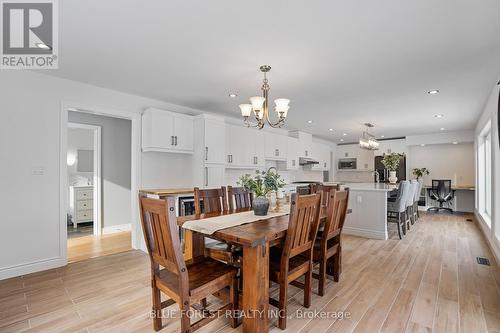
[142,109,175,150]
[264,132,287,160]
[286,137,299,170]
[204,119,225,164]
[173,115,194,151]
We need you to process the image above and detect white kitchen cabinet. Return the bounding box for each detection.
[285,137,299,170]
[142,108,194,153]
[192,115,226,188]
[374,139,407,156]
[226,125,265,168]
[336,143,374,171]
[290,131,313,158]
[264,132,287,160]
[311,142,331,171]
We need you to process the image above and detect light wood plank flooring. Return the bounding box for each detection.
[1,213,499,333]
[67,231,132,263]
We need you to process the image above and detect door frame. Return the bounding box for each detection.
[67,122,102,236]
[59,102,143,264]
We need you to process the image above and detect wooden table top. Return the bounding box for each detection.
[139,188,194,196]
[178,206,351,248]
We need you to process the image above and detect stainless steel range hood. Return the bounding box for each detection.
[299,157,319,166]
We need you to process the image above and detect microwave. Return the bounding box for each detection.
[338,158,357,170]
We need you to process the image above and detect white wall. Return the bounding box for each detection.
[0,71,205,279]
[474,83,500,263]
[68,112,132,228]
[408,143,475,186]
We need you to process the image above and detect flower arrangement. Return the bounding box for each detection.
[381,153,402,171]
[412,167,430,179]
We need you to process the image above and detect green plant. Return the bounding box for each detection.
[381,153,401,171]
[237,169,285,197]
[412,167,430,178]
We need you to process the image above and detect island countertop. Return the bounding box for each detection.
[139,188,194,197]
[342,182,399,192]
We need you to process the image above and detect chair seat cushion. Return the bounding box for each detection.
[156,258,237,297]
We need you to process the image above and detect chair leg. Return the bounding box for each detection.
[333,251,341,282]
[180,299,191,333]
[304,265,312,308]
[278,281,288,330]
[318,258,327,296]
[152,285,162,331]
[230,275,238,328]
[396,213,403,239]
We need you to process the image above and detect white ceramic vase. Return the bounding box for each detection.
[388,171,398,184]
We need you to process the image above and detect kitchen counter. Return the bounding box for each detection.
[139,188,194,197]
[342,182,398,192]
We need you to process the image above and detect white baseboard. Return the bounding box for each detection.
[102,223,132,235]
[0,257,66,281]
[474,211,500,266]
[343,226,387,240]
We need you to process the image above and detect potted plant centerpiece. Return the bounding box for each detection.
[412,167,430,180]
[237,169,285,216]
[381,153,402,184]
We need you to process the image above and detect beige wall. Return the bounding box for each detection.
[408,143,475,186]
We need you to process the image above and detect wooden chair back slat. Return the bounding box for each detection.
[283,193,322,260]
[194,187,228,215]
[324,189,350,240]
[139,196,187,277]
[311,184,339,207]
[228,186,253,210]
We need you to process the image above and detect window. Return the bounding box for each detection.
[477,121,492,225]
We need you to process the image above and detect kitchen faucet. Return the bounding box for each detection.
[373,170,380,183]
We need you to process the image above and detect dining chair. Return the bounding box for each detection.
[387,180,411,239]
[139,196,238,332]
[410,179,421,224]
[269,193,322,330]
[193,187,235,264]
[311,189,349,296]
[406,181,419,228]
[227,185,253,210]
[310,184,339,207]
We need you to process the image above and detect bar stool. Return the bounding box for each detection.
[387,181,411,239]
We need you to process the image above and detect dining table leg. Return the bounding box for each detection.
[242,242,269,333]
[184,230,205,261]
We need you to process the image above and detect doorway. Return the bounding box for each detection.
[63,108,135,263]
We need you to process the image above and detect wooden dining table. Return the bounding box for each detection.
[177,205,346,333]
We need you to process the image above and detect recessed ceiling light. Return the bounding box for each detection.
[340,139,344,142]
[380,135,385,138]
[440,127,445,131]
[427,90,440,95]
[420,144,425,147]
[36,43,51,50]
[329,128,333,131]
[307,120,313,124]
[342,133,347,136]
[434,114,444,118]
[228,93,237,98]
[452,141,458,145]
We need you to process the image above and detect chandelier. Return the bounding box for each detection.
[238,65,290,129]
[359,123,380,150]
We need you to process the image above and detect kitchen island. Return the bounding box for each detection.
[341,182,398,240]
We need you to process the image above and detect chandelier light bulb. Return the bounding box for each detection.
[249,96,265,111]
[239,104,252,117]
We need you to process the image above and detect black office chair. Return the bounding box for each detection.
[427,180,455,213]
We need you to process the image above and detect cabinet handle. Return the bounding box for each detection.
[275,149,279,156]
[171,136,174,146]
[305,150,308,156]
[205,147,208,161]
[174,136,178,146]
[231,155,233,163]
[292,159,295,166]
[324,162,327,168]
[204,167,208,186]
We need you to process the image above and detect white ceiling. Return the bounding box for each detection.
[49,0,500,141]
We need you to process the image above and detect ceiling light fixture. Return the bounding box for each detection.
[307,120,313,124]
[229,93,237,98]
[380,135,385,138]
[434,114,444,118]
[420,144,426,147]
[329,128,333,131]
[453,141,458,145]
[342,133,347,136]
[239,65,289,129]
[440,127,445,131]
[428,90,440,95]
[340,139,344,142]
[36,43,52,50]
[359,123,379,150]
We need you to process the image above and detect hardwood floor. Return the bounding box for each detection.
[1,213,499,333]
[67,231,132,263]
